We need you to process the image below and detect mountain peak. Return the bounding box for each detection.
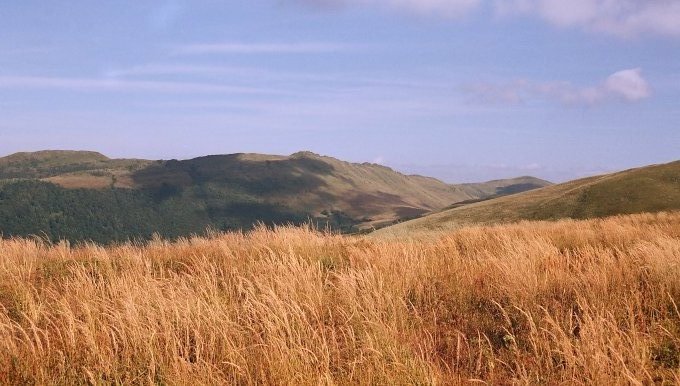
[289,151,322,159]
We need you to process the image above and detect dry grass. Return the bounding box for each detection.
[1,212,680,384]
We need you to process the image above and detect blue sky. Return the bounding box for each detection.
[0,0,678,182]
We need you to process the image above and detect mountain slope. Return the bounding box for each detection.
[376,160,680,237]
[0,150,550,242]
[0,150,150,180]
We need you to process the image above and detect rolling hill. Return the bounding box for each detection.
[376,160,680,237]
[0,150,550,242]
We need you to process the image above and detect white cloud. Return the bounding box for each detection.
[465,68,652,106]
[370,0,481,16]
[604,68,651,101]
[495,0,680,37]
[173,42,350,55]
[295,0,680,37]
[291,0,481,17]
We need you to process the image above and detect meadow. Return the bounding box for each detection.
[1,212,680,384]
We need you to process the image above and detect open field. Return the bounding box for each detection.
[1,212,680,384]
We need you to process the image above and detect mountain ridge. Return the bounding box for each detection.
[375,159,680,237]
[0,149,550,242]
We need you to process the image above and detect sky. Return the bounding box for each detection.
[0,0,679,183]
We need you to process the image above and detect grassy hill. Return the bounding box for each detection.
[0,150,549,242]
[377,160,680,237]
[0,150,150,183]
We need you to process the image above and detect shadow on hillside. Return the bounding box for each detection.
[131,154,334,197]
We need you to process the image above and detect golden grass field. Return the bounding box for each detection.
[1,212,680,384]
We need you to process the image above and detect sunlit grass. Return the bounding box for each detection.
[1,212,680,384]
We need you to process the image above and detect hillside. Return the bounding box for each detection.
[377,160,680,237]
[0,150,151,183]
[0,150,549,242]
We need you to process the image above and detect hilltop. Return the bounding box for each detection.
[376,159,680,237]
[0,150,549,242]
[0,150,150,183]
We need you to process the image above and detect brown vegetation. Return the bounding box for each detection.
[1,212,680,384]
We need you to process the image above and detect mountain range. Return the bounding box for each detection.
[0,150,550,242]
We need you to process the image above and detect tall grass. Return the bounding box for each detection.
[1,212,680,384]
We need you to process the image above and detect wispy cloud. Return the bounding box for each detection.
[172,42,351,55]
[0,46,55,57]
[293,0,680,38]
[465,68,652,106]
[495,0,680,38]
[103,63,449,90]
[103,64,340,84]
[103,64,248,78]
[291,0,481,17]
[0,75,284,95]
